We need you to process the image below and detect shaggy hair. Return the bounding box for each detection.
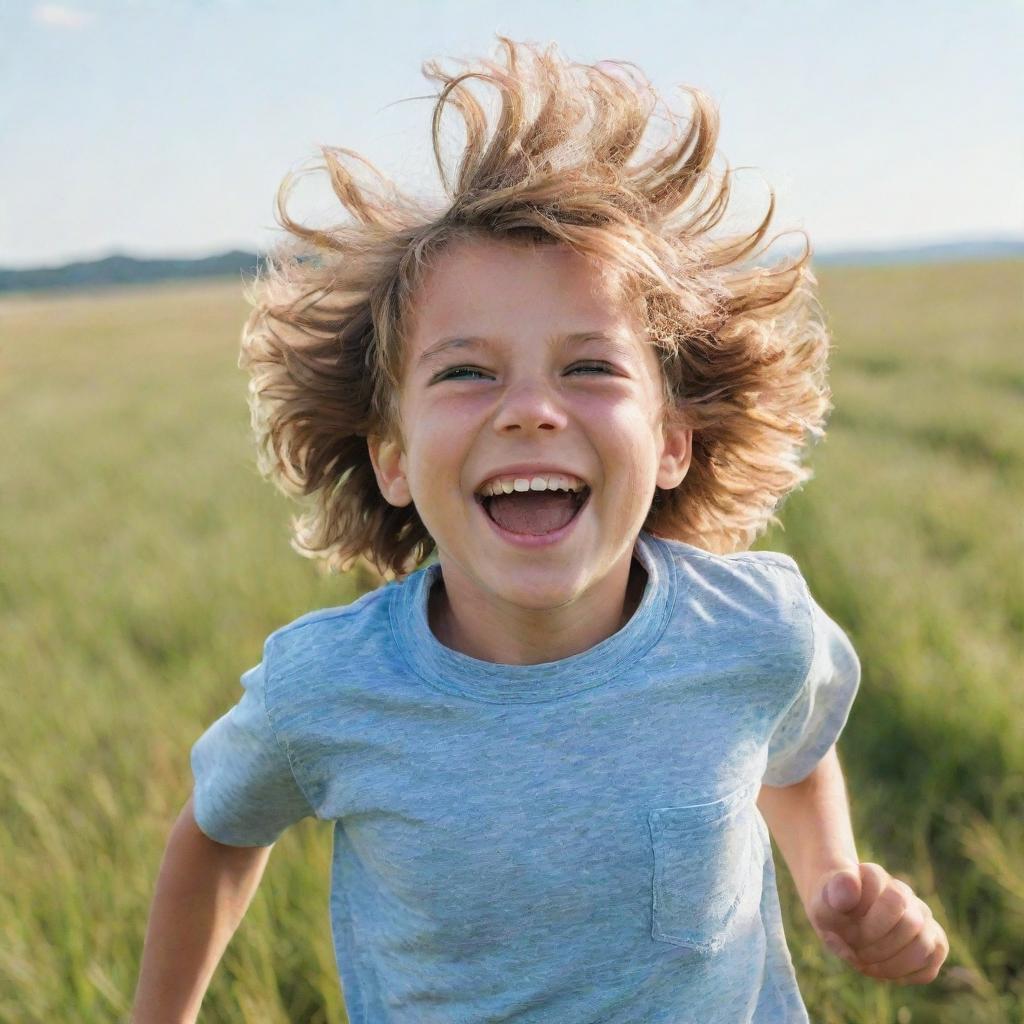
[240,36,833,581]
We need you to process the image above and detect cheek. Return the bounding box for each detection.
[596,405,664,493]
[591,397,661,453]
[417,392,488,430]
[403,417,472,495]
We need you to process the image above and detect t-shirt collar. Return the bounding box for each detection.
[389,530,677,703]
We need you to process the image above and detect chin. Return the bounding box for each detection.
[483,573,588,612]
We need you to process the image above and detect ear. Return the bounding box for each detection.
[367,434,413,507]
[656,415,692,490]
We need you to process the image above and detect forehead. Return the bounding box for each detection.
[405,237,641,348]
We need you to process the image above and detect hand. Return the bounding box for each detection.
[808,862,949,985]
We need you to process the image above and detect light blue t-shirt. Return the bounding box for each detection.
[191,530,861,1023]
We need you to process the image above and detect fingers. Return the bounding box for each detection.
[892,941,949,985]
[822,930,858,965]
[858,919,935,978]
[863,923,949,984]
[814,863,951,986]
[815,862,886,941]
[854,879,928,962]
[825,915,950,985]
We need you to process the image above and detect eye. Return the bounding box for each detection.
[434,366,489,382]
[432,361,615,383]
[568,361,614,375]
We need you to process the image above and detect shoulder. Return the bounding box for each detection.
[654,536,808,613]
[268,582,392,639]
[250,580,408,724]
[261,582,397,678]
[650,535,818,693]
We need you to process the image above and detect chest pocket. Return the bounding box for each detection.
[648,777,764,954]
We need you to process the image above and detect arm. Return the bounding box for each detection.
[758,744,950,985]
[130,793,273,1024]
[756,742,858,918]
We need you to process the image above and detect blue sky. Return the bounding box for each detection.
[2,0,1022,268]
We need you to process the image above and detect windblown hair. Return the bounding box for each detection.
[240,35,833,581]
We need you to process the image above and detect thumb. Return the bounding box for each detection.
[823,867,862,914]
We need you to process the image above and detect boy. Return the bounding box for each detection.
[131,36,947,1023]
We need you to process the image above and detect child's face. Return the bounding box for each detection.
[369,236,690,615]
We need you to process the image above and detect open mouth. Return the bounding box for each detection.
[474,485,591,537]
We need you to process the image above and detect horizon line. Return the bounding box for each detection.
[2,232,1024,274]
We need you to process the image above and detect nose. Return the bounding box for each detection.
[491,377,569,434]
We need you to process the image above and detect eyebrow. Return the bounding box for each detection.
[416,332,631,367]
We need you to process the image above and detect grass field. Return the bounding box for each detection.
[1,260,1022,1023]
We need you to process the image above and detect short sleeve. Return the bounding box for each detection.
[190,651,317,846]
[763,587,861,787]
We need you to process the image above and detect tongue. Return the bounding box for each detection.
[485,491,580,535]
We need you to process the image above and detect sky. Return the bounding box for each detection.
[1,0,1022,268]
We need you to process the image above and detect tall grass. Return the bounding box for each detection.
[0,261,1021,1022]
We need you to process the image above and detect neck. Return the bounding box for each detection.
[428,554,648,666]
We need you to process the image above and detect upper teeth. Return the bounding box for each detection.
[478,474,587,497]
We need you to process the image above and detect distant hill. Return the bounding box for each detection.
[813,237,1024,266]
[0,250,261,295]
[0,238,1021,295]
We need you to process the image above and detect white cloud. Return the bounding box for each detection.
[32,4,95,30]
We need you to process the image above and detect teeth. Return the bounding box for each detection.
[478,474,586,497]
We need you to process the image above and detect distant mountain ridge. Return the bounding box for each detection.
[1,238,1021,294]
[813,237,1024,266]
[0,250,261,294]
